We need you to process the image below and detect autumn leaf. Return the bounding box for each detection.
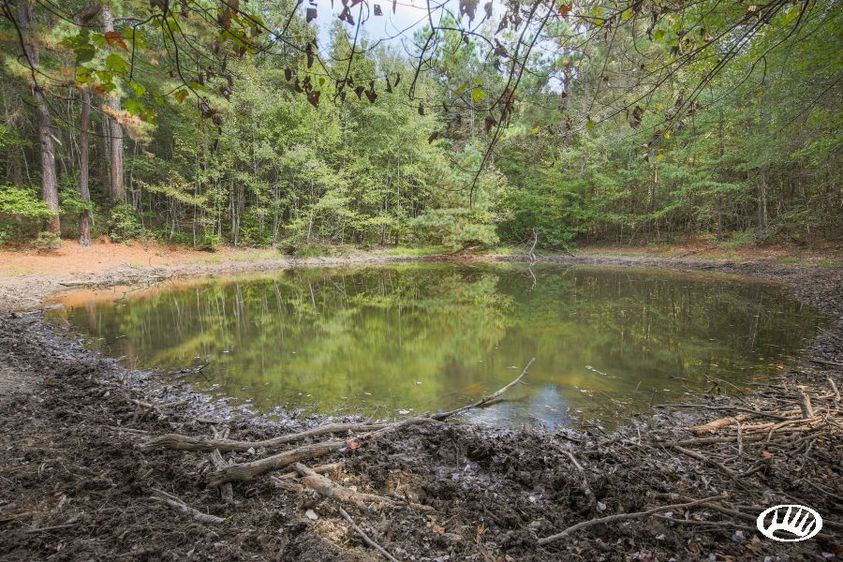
[484,114,497,133]
[104,31,128,51]
[307,90,321,108]
[629,105,644,129]
[559,3,571,17]
[174,89,189,104]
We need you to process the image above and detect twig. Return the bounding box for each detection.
[537,494,724,545]
[828,377,841,401]
[671,445,738,479]
[338,506,402,562]
[561,448,595,507]
[141,422,387,452]
[798,388,814,419]
[209,449,233,502]
[149,489,225,524]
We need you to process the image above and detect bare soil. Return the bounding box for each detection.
[0,243,841,561]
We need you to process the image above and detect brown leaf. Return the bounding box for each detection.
[305,44,314,68]
[629,105,644,129]
[484,114,497,133]
[105,31,128,51]
[559,3,571,17]
[307,90,321,108]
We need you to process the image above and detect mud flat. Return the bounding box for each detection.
[0,250,841,561]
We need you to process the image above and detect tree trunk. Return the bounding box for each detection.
[17,0,59,233]
[79,89,92,245]
[102,5,125,203]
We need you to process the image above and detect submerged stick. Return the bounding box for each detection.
[432,357,535,420]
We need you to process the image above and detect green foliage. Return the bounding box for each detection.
[34,230,61,251]
[108,202,145,242]
[0,0,840,249]
[411,208,499,251]
[0,186,55,244]
[0,186,55,220]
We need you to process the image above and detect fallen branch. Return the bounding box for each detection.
[209,449,233,502]
[671,445,738,479]
[690,414,751,434]
[208,440,347,487]
[202,359,534,485]
[294,463,394,507]
[141,422,387,453]
[149,489,225,524]
[338,506,402,562]
[537,494,724,546]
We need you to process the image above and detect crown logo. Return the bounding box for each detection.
[756,504,823,542]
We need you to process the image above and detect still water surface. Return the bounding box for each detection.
[52,264,821,428]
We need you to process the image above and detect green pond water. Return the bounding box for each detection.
[51,263,822,428]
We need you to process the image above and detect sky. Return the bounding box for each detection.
[302,0,508,51]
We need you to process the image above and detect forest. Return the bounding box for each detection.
[0,0,840,252]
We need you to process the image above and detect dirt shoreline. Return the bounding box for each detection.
[1,249,841,561]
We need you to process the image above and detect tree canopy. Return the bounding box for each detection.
[0,0,840,249]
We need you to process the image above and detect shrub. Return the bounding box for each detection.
[34,230,61,251]
[0,185,56,244]
[108,202,146,242]
[411,208,499,251]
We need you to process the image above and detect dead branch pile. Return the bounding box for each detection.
[137,358,843,559]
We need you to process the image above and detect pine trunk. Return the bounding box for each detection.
[17,0,59,234]
[102,6,125,203]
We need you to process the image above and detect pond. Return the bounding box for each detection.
[50,263,822,429]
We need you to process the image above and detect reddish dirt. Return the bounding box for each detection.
[0,240,268,277]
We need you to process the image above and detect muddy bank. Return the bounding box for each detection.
[0,252,841,561]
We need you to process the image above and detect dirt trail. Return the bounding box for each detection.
[0,245,841,561]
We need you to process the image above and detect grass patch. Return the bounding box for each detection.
[718,230,757,249]
[0,265,33,277]
[385,245,448,256]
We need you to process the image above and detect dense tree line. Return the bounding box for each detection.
[0,0,840,251]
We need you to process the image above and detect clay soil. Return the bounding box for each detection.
[0,242,841,561]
